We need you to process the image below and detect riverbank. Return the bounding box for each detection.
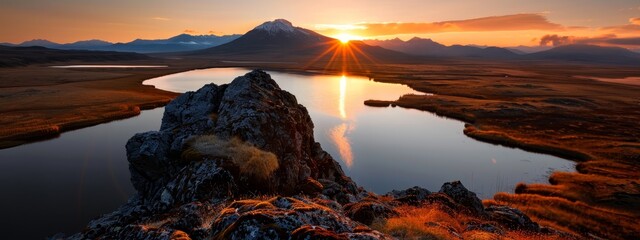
[357,62,640,239]
[0,59,220,149]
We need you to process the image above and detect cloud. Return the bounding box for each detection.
[539,34,640,47]
[600,18,640,33]
[152,17,170,21]
[540,34,574,46]
[317,14,564,37]
[183,29,197,34]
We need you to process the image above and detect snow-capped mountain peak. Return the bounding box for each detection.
[253,19,297,34]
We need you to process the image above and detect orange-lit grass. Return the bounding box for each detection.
[516,172,640,214]
[183,135,279,179]
[492,193,639,240]
[374,204,575,239]
[463,125,592,161]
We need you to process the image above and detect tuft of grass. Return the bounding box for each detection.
[185,135,279,179]
[372,205,461,239]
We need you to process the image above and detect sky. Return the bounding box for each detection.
[1,0,639,48]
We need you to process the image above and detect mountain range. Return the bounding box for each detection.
[363,37,640,65]
[2,19,639,66]
[363,37,519,59]
[0,34,240,53]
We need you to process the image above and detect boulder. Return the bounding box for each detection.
[344,199,398,225]
[485,205,539,231]
[387,186,431,204]
[439,181,486,216]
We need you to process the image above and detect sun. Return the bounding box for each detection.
[335,33,360,44]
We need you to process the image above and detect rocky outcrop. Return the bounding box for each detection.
[66,70,570,240]
[66,70,370,239]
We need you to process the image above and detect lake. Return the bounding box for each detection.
[50,65,168,68]
[0,108,163,239]
[0,67,574,239]
[144,68,575,196]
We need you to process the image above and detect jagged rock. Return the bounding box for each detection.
[68,70,364,240]
[344,199,398,225]
[439,181,486,216]
[387,186,431,204]
[210,197,390,239]
[485,205,539,231]
[212,71,353,195]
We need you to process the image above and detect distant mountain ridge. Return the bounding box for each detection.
[363,37,519,59]
[0,34,241,53]
[364,37,640,65]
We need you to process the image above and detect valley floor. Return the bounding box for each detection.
[1,58,638,239]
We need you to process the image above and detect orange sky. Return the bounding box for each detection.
[1,0,639,48]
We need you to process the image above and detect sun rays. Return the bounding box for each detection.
[304,36,376,74]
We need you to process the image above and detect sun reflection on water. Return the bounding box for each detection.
[329,123,354,168]
[339,75,347,119]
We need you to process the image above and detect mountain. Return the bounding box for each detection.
[0,34,240,53]
[0,45,149,67]
[524,44,640,65]
[109,34,241,53]
[18,39,62,48]
[363,37,519,59]
[191,19,417,64]
[66,39,113,48]
[195,19,331,55]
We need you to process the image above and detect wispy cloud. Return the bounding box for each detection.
[152,17,170,21]
[601,18,640,34]
[183,29,197,34]
[317,14,564,37]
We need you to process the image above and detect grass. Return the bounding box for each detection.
[184,135,279,179]
[491,193,640,240]
[0,60,197,149]
[372,203,575,239]
[373,205,461,239]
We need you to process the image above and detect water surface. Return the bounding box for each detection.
[0,108,162,239]
[50,65,168,68]
[144,68,575,197]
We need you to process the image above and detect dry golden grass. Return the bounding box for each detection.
[373,204,576,239]
[492,193,639,240]
[0,59,214,149]
[185,135,279,179]
[372,205,462,239]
